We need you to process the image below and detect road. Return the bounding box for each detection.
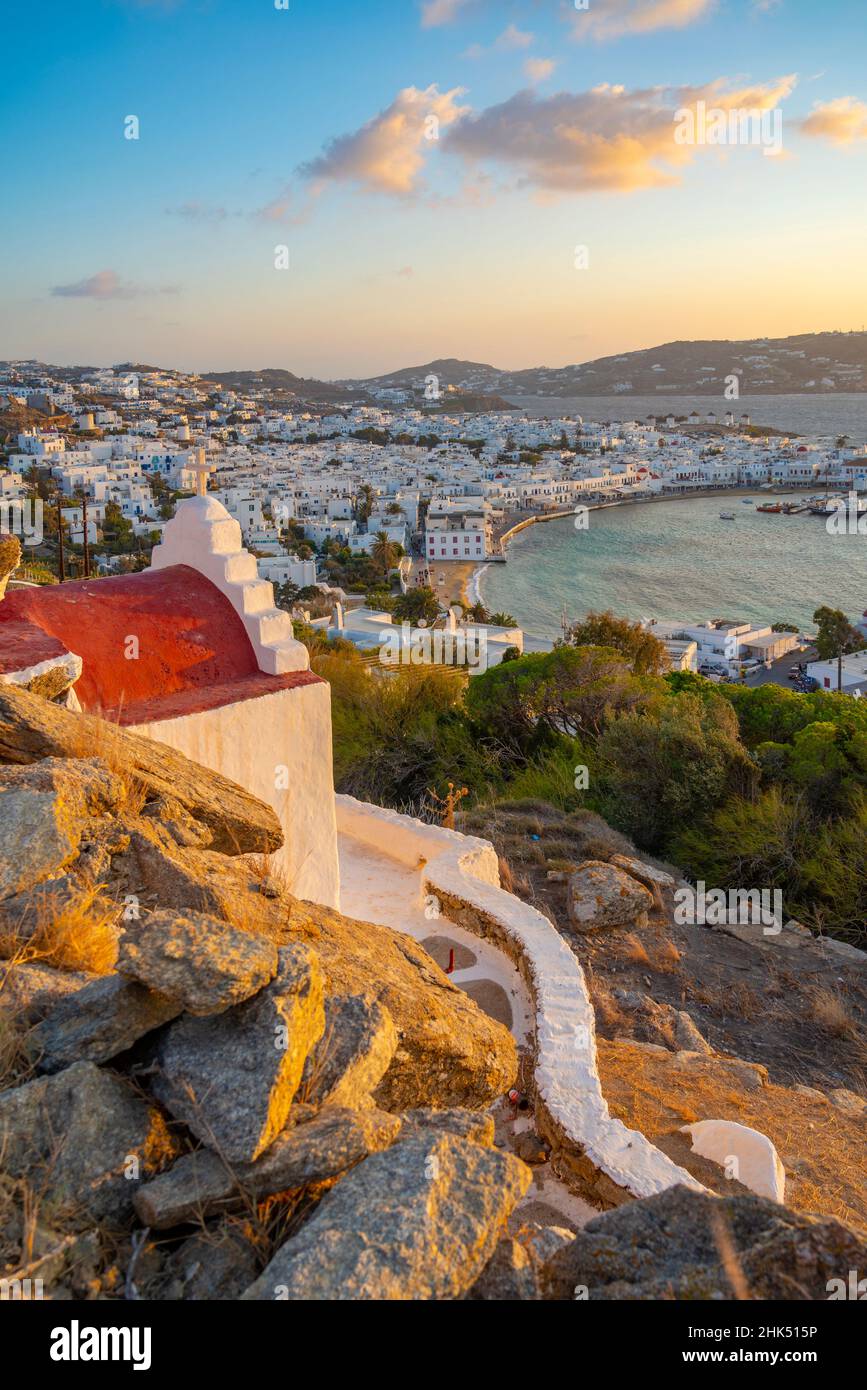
[742,648,817,689]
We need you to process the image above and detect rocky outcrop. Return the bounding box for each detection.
[0,683,283,855]
[153,944,325,1163]
[29,974,182,1072]
[117,910,279,1016]
[134,1106,402,1229]
[286,900,517,1111]
[159,1227,260,1302]
[541,1185,867,1300]
[301,992,398,1108]
[0,959,93,1023]
[567,860,654,932]
[0,1061,178,1226]
[242,1132,531,1301]
[466,1236,539,1301]
[0,787,82,899]
[609,854,677,895]
[401,1108,496,1146]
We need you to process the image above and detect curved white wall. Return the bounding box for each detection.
[336,794,703,1205]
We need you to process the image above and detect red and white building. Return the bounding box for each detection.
[425,499,492,562]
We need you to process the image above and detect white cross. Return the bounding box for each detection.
[192,450,215,497]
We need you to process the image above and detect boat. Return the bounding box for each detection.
[756,503,783,513]
[741,498,753,504]
[719,512,736,520]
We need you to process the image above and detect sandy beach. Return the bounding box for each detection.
[429,559,481,609]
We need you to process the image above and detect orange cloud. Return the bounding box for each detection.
[299,85,469,195]
[524,57,556,85]
[421,0,474,28]
[568,0,716,41]
[443,77,796,194]
[799,97,867,145]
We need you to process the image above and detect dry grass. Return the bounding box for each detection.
[652,938,683,974]
[0,1163,132,1299]
[0,884,119,975]
[598,1038,867,1237]
[497,856,514,895]
[687,976,764,1021]
[63,709,150,818]
[0,977,35,1094]
[808,986,858,1039]
[620,932,651,967]
[588,980,630,1037]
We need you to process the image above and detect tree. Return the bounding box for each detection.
[101,500,134,555]
[274,580,300,611]
[562,611,670,675]
[392,586,441,625]
[466,644,658,757]
[371,530,399,578]
[599,691,758,853]
[364,588,397,613]
[356,484,375,523]
[813,605,866,692]
[488,611,517,627]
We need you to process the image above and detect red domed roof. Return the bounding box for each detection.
[0,565,318,724]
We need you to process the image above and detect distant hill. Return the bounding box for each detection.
[6,333,867,409]
[346,333,867,398]
[346,358,499,389]
[201,368,363,405]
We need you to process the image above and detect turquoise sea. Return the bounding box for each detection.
[479,494,867,641]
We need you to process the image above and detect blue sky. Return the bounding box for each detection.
[2,0,866,375]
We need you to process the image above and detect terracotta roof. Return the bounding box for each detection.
[0,619,70,676]
[0,565,321,724]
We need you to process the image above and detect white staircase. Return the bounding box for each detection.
[151,496,309,675]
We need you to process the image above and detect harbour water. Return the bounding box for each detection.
[478,493,867,641]
[506,393,867,443]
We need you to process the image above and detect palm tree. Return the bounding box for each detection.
[371,530,398,578]
[357,484,375,523]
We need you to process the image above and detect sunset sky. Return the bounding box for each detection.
[3,0,866,377]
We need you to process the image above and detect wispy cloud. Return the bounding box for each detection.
[567,0,716,41]
[443,76,796,194]
[420,0,475,28]
[799,96,867,144]
[166,201,230,222]
[251,183,321,225]
[496,24,534,51]
[463,24,534,59]
[50,269,177,299]
[299,84,469,196]
[524,57,556,84]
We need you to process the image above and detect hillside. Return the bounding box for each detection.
[10,333,867,408]
[346,332,867,398]
[200,367,365,405]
